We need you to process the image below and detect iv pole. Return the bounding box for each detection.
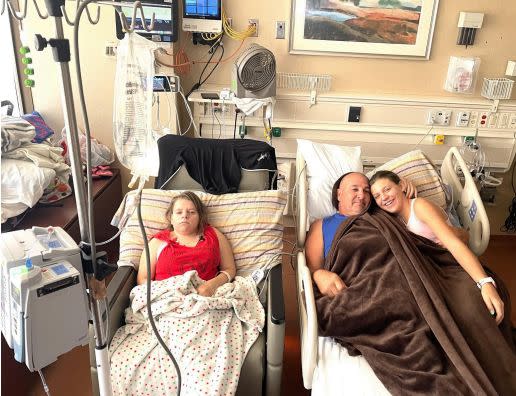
[33,0,113,394]
[4,0,157,393]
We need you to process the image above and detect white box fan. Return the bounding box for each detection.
[232,44,276,99]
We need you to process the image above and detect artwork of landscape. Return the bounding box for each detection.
[303,0,423,44]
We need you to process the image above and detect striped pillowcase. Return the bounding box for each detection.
[366,150,447,209]
[116,189,287,275]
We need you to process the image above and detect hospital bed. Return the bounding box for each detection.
[89,138,286,396]
[295,145,490,393]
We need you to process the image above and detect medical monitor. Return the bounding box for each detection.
[182,0,222,33]
[115,0,178,43]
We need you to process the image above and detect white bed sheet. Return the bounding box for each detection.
[312,337,390,396]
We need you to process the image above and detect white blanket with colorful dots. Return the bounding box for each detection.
[109,271,265,396]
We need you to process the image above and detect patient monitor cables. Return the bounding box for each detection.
[137,190,182,395]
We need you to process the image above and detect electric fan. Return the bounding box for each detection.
[232,44,276,99]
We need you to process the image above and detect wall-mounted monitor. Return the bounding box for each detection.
[182,0,222,33]
[115,0,179,43]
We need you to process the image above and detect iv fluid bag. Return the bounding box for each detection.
[113,33,158,185]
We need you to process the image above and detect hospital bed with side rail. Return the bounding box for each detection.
[295,146,490,393]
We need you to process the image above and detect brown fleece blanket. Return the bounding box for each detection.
[316,208,516,396]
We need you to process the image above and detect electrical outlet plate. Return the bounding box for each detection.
[468,111,479,128]
[488,113,499,128]
[478,111,489,128]
[497,112,510,128]
[275,21,285,39]
[455,110,470,127]
[427,109,451,126]
[248,19,259,37]
[509,113,516,128]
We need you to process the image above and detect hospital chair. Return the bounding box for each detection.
[294,146,490,390]
[89,141,286,396]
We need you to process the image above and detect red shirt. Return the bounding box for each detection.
[153,225,220,281]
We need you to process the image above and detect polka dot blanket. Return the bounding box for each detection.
[109,271,265,395]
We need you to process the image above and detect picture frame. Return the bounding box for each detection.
[289,0,439,59]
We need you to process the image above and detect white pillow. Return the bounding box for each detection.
[297,139,362,224]
[1,159,55,207]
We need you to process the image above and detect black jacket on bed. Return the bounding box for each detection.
[155,135,277,194]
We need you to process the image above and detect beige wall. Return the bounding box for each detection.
[14,0,516,233]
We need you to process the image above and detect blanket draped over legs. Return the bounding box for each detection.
[109,271,264,396]
[315,208,516,396]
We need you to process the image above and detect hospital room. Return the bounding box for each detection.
[1,0,516,394]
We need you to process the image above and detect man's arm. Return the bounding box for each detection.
[305,219,346,297]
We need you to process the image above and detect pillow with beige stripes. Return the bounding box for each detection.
[365,150,447,210]
[114,189,287,275]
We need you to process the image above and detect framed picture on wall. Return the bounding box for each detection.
[289,0,439,59]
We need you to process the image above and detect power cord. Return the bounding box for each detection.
[137,190,182,395]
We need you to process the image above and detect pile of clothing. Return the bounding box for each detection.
[1,113,72,223]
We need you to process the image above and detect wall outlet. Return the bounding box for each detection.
[455,110,471,127]
[275,21,285,39]
[468,111,478,128]
[497,112,510,128]
[509,113,516,128]
[248,19,259,37]
[488,113,499,128]
[478,111,489,128]
[427,109,451,125]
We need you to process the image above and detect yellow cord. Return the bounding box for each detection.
[222,9,256,40]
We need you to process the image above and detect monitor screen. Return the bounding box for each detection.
[182,0,222,33]
[115,1,178,43]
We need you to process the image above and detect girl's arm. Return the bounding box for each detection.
[197,227,236,297]
[136,238,160,285]
[414,198,504,324]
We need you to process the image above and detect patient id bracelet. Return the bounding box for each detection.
[218,270,232,283]
[476,276,496,290]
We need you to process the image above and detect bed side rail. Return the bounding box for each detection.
[440,147,490,256]
[296,251,318,389]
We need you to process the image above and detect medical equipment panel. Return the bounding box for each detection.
[10,261,88,371]
[0,227,88,371]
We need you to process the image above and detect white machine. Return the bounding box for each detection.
[0,226,89,371]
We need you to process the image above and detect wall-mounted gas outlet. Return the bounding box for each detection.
[275,21,285,39]
[427,109,451,125]
[248,19,259,37]
[455,110,470,127]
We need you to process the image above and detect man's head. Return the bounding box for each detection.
[331,172,371,216]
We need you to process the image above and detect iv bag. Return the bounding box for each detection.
[113,33,158,187]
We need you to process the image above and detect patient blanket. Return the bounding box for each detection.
[316,208,516,396]
[109,271,264,396]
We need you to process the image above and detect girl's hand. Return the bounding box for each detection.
[481,283,504,325]
[197,280,217,297]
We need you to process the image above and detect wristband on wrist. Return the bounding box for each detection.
[476,276,496,290]
[218,270,232,283]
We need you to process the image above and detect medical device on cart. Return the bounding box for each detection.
[0,227,89,371]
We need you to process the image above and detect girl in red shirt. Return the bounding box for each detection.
[137,191,236,297]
